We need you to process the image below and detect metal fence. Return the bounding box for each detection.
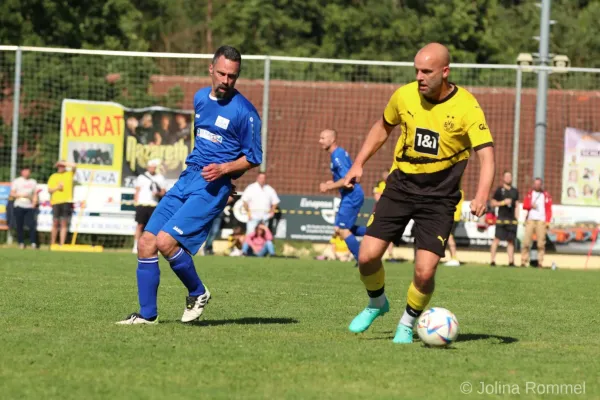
[2,45,600,203]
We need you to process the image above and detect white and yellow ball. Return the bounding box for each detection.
[416,307,459,346]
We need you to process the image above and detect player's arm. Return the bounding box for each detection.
[473,146,495,215]
[514,190,520,220]
[344,91,401,187]
[134,187,140,204]
[202,111,262,181]
[466,104,495,217]
[323,178,349,191]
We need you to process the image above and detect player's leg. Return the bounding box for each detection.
[393,199,455,344]
[133,205,147,254]
[350,225,367,237]
[348,195,410,333]
[336,198,364,261]
[116,185,185,325]
[160,181,231,322]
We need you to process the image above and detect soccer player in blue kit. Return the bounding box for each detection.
[117,46,262,325]
[319,129,366,262]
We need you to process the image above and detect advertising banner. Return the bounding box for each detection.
[561,127,600,206]
[60,99,194,190]
[0,183,10,230]
[60,100,125,187]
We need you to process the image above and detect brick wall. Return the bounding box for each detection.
[151,76,600,203]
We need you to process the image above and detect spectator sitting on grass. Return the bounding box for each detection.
[242,223,275,257]
[228,226,245,257]
[316,231,353,262]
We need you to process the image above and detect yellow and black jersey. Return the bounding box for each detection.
[373,180,386,195]
[383,81,493,199]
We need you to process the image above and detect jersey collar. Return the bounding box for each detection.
[423,82,458,105]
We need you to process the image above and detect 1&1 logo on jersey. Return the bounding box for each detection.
[414,127,440,156]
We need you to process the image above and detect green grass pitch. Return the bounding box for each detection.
[0,249,598,399]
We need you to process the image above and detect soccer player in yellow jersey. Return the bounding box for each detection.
[344,43,495,344]
[373,168,397,261]
[47,160,77,246]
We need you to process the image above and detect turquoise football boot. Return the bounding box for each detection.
[348,299,390,333]
[392,324,414,344]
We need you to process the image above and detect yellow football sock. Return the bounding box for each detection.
[406,281,432,311]
[360,267,385,292]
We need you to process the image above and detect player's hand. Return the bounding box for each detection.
[470,197,487,218]
[201,163,226,182]
[319,182,329,193]
[57,183,64,191]
[344,165,363,189]
[504,198,512,206]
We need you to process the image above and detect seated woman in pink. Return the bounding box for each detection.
[242,223,275,257]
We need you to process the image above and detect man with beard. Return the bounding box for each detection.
[117,45,262,325]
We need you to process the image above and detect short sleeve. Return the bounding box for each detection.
[514,189,520,201]
[239,110,263,166]
[465,102,493,151]
[382,89,404,126]
[493,188,502,201]
[269,187,280,205]
[134,175,141,188]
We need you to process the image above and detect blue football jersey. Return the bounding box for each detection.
[330,147,363,199]
[187,87,262,178]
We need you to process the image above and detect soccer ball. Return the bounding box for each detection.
[416,307,459,346]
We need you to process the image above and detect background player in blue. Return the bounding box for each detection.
[117,45,262,325]
[318,129,366,262]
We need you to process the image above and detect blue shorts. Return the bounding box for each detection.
[335,195,364,229]
[145,166,231,255]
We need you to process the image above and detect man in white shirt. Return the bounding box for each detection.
[133,159,166,253]
[521,177,553,267]
[10,167,38,249]
[241,172,280,234]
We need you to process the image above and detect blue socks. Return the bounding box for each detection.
[137,257,160,320]
[168,248,206,296]
[344,234,361,261]
[351,226,367,236]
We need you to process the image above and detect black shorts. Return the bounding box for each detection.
[450,221,459,236]
[366,191,457,257]
[52,203,73,221]
[135,206,156,226]
[495,223,517,241]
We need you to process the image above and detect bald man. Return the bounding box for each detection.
[319,129,365,262]
[344,43,495,343]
